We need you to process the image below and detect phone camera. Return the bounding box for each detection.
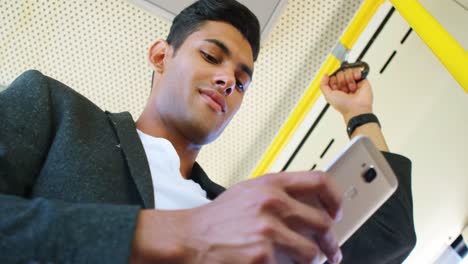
[363,167,377,183]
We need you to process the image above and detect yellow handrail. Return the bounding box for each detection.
[389,0,468,93]
[249,55,340,178]
[249,0,386,178]
[250,0,468,179]
[341,0,386,49]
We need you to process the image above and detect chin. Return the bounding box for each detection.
[183,127,208,145]
[186,114,227,145]
[190,128,223,146]
[194,133,219,146]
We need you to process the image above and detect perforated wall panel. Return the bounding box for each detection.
[0,0,363,187]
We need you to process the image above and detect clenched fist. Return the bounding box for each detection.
[321,68,374,123]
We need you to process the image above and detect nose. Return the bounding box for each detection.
[213,71,236,97]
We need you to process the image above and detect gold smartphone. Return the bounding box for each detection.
[324,135,398,246]
[276,135,398,263]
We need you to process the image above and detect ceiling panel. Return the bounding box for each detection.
[0,0,363,186]
[128,0,287,40]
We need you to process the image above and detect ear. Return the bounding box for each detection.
[148,40,171,74]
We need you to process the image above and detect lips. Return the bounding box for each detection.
[199,88,227,113]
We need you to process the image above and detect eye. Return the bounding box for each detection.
[201,51,219,64]
[236,80,245,92]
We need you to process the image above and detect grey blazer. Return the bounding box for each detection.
[0,70,416,263]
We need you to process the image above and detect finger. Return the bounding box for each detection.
[345,69,356,92]
[278,171,343,220]
[329,75,338,90]
[316,229,342,264]
[353,67,362,82]
[266,217,321,264]
[269,189,341,264]
[336,71,349,93]
[279,194,334,234]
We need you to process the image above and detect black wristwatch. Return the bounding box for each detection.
[347,113,381,138]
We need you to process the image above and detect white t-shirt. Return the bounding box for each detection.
[137,129,211,210]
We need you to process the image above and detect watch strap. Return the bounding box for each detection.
[347,113,381,138]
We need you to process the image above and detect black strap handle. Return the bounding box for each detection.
[330,61,370,83]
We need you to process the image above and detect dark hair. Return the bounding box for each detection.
[167,0,261,61]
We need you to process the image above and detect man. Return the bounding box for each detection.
[0,0,416,263]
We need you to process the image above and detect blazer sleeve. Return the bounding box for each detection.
[338,152,417,264]
[0,70,140,264]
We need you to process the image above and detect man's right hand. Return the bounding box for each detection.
[130,171,343,264]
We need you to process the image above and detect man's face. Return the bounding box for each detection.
[152,21,254,145]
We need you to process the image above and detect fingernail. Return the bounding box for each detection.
[349,83,355,90]
[332,85,338,90]
[335,208,343,222]
[333,251,342,264]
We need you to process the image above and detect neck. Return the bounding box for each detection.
[136,108,201,180]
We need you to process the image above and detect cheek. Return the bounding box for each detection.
[165,64,195,98]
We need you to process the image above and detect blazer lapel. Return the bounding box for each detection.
[105,111,155,209]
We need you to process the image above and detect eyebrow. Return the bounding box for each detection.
[204,38,253,80]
